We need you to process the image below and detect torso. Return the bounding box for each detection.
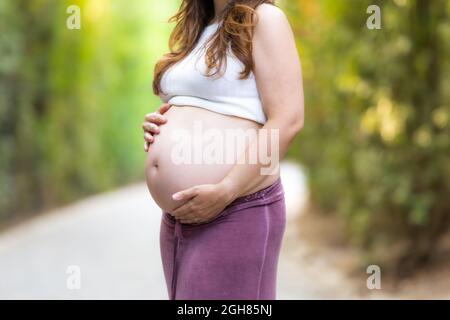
[147,22,278,213]
[145,106,279,212]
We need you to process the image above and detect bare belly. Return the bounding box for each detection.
[145,105,280,213]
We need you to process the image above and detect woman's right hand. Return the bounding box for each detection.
[143,103,171,152]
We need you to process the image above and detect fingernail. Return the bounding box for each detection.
[172,193,181,200]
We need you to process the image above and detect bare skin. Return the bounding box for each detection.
[143,3,304,224]
[145,106,279,213]
[143,103,170,152]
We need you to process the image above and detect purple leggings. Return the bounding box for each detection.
[159,178,286,300]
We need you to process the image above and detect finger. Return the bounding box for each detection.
[144,141,149,152]
[179,213,203,224]
[172,186,199,201]
[144,112,167,124]
[158,103,172,115]
[142,122,160,134]
[144,132,154,143]
[180,218,203,225]
[175,209,202,221]
[172,202,195,218]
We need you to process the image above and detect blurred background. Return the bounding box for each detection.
[0,0,449,299]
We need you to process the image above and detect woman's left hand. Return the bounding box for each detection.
[170,181,236,224]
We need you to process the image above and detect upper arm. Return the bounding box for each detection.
[252,4,304,125]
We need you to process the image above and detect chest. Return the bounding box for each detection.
[160,33,256,100]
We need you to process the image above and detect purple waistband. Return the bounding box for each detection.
[222,177,284,214]
[163,178,284,226]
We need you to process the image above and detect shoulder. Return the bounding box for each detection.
[255,3,286,19]
[254,3,292,42]
[254,3,290,31]
[253,4,294,48]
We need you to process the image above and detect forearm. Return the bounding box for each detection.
[220,117,302,200]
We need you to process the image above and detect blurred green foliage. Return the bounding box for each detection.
[287,0,450,270]
[0,0,176,223]
[1,0,449,272]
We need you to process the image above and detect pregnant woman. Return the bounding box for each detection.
[143,0,304,300]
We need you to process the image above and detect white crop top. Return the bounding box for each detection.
[159,22,267,124]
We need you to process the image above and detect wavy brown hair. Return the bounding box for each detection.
[153,0,276,95]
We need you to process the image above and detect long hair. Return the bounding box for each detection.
[153,0,276,95]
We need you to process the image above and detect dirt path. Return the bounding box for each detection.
[0,161,338,299]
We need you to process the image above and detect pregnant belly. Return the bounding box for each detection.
[145,105,279,213]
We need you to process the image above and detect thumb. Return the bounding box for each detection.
[172,186,199,201]
[158,103,171,115]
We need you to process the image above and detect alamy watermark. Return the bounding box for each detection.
[169,121,280,176]
[66,5,81,30]
[367,5,382,30]
[366,264,382,290]
[66,265,81,290]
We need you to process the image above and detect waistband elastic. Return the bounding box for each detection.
[222,177,284,214]
[163,177,284,226]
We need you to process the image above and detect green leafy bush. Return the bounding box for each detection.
[287,0,450,270]
[0,0,175,223]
